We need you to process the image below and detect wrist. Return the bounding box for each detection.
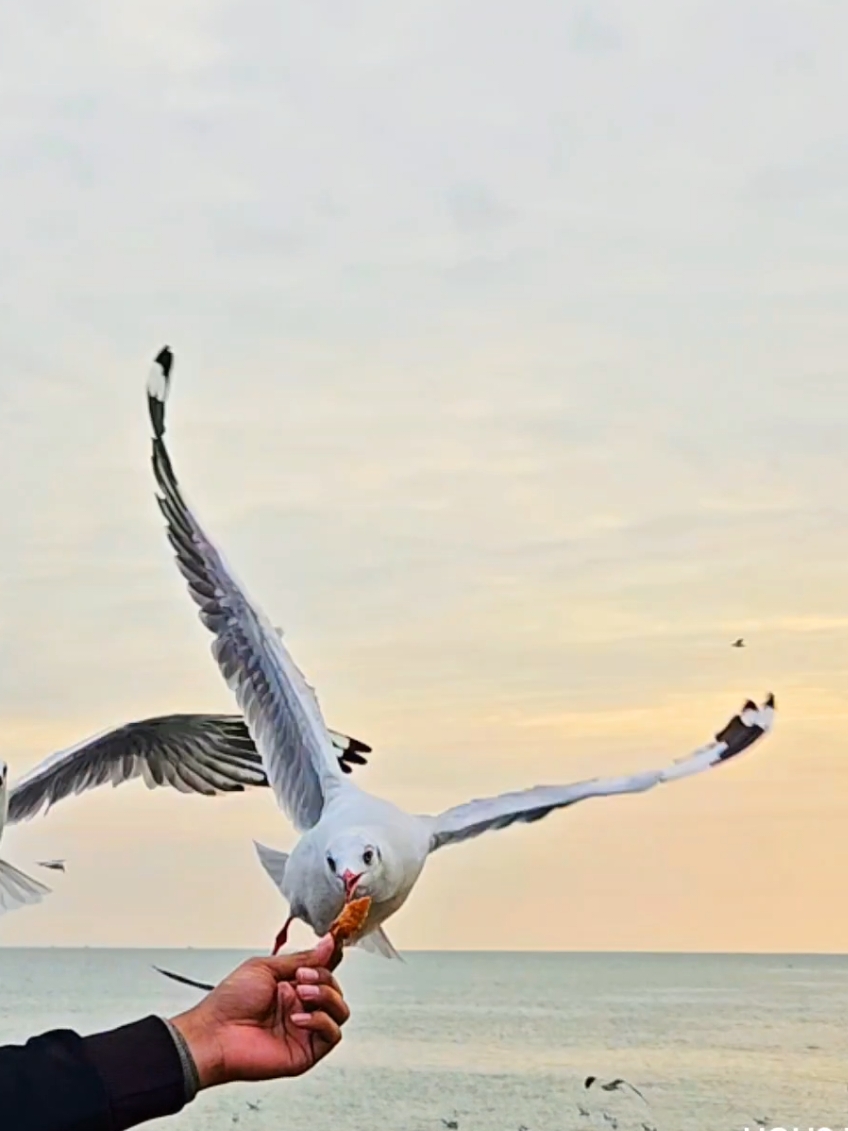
[169,1009,225,1090]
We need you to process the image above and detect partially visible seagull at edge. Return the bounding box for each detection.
[0,763,50,914]
[146,345,777,961]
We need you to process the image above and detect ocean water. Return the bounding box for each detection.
[1,950,846,1131]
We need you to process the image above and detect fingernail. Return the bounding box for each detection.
[297,984,320,1000]
[291,1013,311,1026]
[296,967,320,983]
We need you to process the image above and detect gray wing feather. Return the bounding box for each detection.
[429,696,775,851]
[148,348,345,831]
[7,712,371,826]
[7,714,267,824]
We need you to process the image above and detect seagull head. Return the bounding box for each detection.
[325,829,386,903]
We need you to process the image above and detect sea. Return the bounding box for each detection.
[1,950,846,1131]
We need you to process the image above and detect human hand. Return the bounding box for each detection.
[170,934,349,1088]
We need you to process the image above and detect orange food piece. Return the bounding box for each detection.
[327,896,372,969]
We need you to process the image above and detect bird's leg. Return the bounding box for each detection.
[271,915,295,956]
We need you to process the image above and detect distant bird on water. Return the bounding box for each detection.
[732,638,745,648]
[584,1076,647,1103]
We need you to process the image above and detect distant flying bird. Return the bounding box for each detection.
[732,638,745,648]
[144,344,777,961]
[441,1119,459,1130]
[246,1101,261,1112]
[36,860,66,873]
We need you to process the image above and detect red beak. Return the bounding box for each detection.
[341,870,362,900]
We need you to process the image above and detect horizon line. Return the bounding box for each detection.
[1,946,846,957]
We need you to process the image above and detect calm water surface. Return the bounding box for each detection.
[1,950,846,1131]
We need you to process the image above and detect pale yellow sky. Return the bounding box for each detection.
[1,0,847,950]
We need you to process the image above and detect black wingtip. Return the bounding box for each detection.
[347,738,373,754]
[148,346,174,440]
[342,750,368,765]
[154,345,173,375]
[713,694,774,758]
[584,1076,596,1090]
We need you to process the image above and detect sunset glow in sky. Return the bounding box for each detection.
[0,0,846,950]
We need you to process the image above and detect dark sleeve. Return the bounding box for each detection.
[0,1016,189,1131]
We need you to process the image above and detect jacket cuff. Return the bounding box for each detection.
[83,1015,190,1131]
[162,1018,200,1101]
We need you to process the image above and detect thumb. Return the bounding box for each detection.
[263,933,335,981]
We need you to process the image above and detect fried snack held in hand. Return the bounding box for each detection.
[327,897,372,970]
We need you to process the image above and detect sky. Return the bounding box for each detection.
[0,0,846,951]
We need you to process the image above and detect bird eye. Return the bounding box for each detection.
[363,849,374,866]
[327,856,336,873]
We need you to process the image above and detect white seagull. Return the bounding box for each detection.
[146,345,776,959]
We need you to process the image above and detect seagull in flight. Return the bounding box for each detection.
[146,346,776,959]
[732,638,745,648]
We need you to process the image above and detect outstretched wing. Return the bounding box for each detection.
[147,346,348,832]
[7,714,265,824]
[428,696,775,851]
[7,713,371,826]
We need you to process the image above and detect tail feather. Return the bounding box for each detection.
[0,858,50,915]
[254,841,289,894]
[354,926,403,961]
